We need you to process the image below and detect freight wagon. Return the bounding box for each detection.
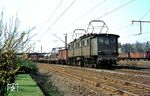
[58,49,68,64]
[118,51,150,60]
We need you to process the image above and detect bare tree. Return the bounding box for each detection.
[0,12,34,96]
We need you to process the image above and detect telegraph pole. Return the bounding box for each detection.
[64,33,67,49]
[132,20,150,35]
[53,33,67,49]
[41,46,42,53]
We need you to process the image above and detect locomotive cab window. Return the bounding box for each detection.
[98,38,104,44]
[98,36,116,45]
[110,37,116,44]
[104,37,109,44]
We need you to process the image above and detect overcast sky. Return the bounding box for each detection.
[0,0,150,52]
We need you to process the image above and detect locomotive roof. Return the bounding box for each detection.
[80,33,119,39]
[70,33,119,43]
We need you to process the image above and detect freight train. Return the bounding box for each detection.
[118,52,150,60]
[30,20,120,68]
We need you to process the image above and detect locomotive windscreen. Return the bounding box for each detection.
[98,36,116,45]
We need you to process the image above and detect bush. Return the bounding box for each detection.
[18,60,38,74]
[31,73,63,96]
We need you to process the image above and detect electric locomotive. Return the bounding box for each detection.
[68,33,119,68]
[68,20,119,68]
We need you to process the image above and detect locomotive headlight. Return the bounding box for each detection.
[99,51,104,55]
[99,51,102,54]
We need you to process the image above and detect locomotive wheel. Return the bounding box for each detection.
[96,60,102,68]
[79,60,84,67]
[96,63,100,69]
[81,61,84,67]
[96,61,105,68]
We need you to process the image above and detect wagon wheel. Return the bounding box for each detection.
[96,61,100,69]
[96,60,104,68]
[80,60,84,67]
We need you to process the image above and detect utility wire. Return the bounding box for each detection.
[118,8,150,37]
[121,31,150,39]
[116,11,150,36]
[140,9,150,20]
[44,0,77,34]
[116,24,131,31]
[74,0,106,23]
[56,0,106,34]
[38,0,64,37]
[79,0,135,29]
[97,0,135,19]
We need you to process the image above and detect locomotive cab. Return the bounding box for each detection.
[98,34,119,66]
[91,34,119,67]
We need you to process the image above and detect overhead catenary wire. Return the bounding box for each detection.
[118,8,150,40]
[126,8,150,40]
[35,0,77,51]
[44,0,77,35]
[40,0,136,47]
[54,0,134,36]
[134,9,150,40]
[121,34,150,44]
[115,24,132,32]
[73,0,106,24]
[110,1,150,43]
[121,31,150,39]
[78,0,135,29]
[39,0,134,39]
[97,0,135,19]
[36,0,106,38]
[140,9,150,20]
[37,0,64,38]
[53,0,106,35]
[118,7,150,38]
[52,0,135,42]
[46,0,106,42]
[138,32,150,42]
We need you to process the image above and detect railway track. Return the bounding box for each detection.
[105,69,150,86]
[68,66,150,95]
[115,69,150,76]
[70,66,150,86]
[38,63,150,96]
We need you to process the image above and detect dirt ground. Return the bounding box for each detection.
[118,60,150,68]
[38,64,100,96]
[37,61,150,96]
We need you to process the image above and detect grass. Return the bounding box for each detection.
[8,74,44,96]
[31,73,64,96]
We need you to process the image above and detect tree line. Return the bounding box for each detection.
[120,41,150,53]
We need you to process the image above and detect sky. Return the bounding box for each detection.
[0,0,150,52]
